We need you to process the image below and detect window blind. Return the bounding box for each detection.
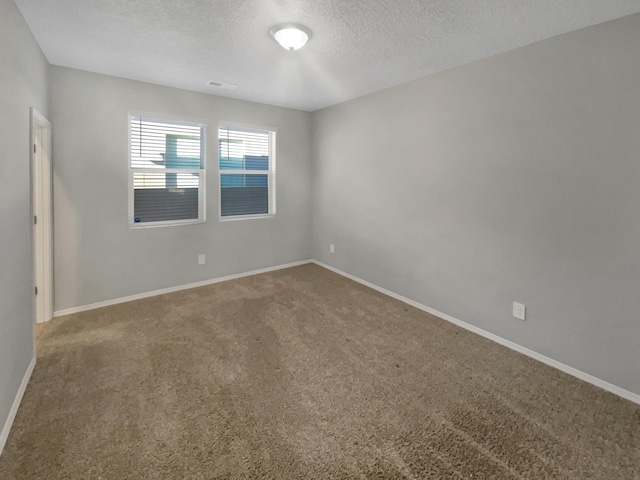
[218,125,275,218]
[130,115,205,225]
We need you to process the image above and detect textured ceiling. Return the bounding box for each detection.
[13,0,640,111]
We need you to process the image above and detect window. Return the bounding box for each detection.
[218,125,276,218]
[129,115,206,227]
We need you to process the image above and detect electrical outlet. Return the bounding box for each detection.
[198,254,206,265]
[330,244,335,254]
[513,302,526,321]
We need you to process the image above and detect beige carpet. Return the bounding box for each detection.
[0,264,638,479]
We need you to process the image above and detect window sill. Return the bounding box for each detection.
[219,213,275,222]
[129,219,205,229]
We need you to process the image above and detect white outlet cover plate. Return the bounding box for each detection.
[513,302,526,321]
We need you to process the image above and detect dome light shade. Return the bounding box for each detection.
[270,24,311,51]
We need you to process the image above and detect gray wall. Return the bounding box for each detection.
[0,0,49,436]
[50,66,312,311]
[312,14,640,396]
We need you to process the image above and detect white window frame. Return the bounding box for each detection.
[218,122,276,221]
[128,112,207,228]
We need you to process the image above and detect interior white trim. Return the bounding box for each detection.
[313,261,640,406]
[54,260,313,317]
[30,107,53,324]
[0,356,36,456]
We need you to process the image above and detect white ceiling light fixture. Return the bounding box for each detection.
[270,23,311,51]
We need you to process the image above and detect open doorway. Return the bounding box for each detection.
[31,108,53,324]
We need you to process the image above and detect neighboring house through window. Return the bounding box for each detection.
[218,124,276,219]
[129,114,206,227]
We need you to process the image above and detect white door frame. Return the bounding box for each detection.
[31,107,53,324]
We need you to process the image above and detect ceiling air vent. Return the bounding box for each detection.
[208,80,238,90]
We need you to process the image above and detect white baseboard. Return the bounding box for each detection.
[313,261,640,406]
[54,260,313,317]
[0,356,36,456]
